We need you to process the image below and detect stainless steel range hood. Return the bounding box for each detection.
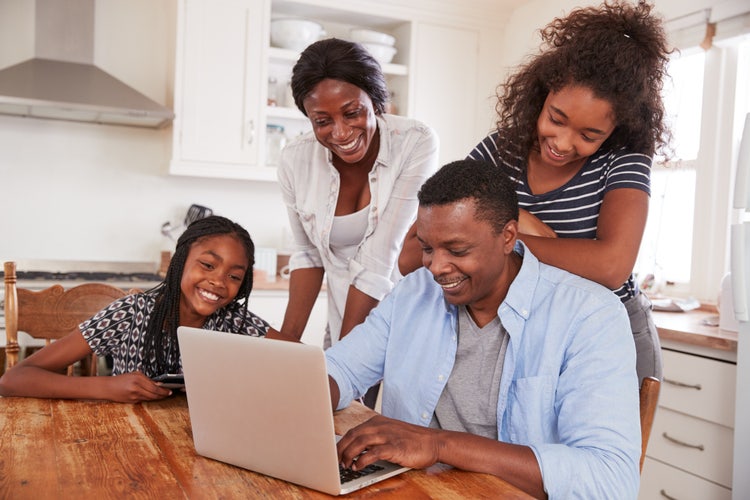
[0,0,174,129]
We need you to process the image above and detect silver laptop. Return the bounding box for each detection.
[177,326,409,496]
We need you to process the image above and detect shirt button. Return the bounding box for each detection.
[438,374,444,381]
[421,412,429,419]
[521,308,529,316]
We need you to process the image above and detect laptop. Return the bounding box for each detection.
[177,326,410,496]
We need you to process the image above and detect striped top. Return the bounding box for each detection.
[467,131,651,301]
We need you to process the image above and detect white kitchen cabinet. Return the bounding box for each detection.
[639,348,737,499]
[169,0,488,181]
[170,0,276,181]
[409,22,479,163]
[248,289,328,347]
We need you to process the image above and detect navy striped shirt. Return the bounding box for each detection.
[467,132,651,301]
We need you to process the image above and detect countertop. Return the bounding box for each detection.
[652,304,738,354]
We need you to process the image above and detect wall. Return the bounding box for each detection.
[0,0,514,266]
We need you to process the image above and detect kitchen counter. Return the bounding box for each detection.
[652,304,738,361]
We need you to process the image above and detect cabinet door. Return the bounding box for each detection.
[171,0,270,180]
[410,23,479,163]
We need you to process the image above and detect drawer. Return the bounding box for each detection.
[660,349,736,427]
[648,407,734,487]
[639,457,731,500]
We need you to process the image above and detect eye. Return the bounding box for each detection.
[229,273,243,282]
[313,118,330,127]
[448,247,469,257]
[581,134,597,143]
[548,113,563,125]
[420,245,433,255]
[200,260,214,270]
[345,109,361,119]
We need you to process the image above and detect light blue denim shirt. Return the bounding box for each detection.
[326,242,641,499]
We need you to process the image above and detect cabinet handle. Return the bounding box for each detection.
[244,120,255,145]
[660,489,678,500]
[663,377,701,390]
[661,432,705,451]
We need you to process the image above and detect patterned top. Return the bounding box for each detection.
[79,289,270,377]
[467,131,652,301]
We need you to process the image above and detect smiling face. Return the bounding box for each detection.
[302,78,379,165]
[535,85,616,169]
[179,234,249,327]
[417,200,520,327]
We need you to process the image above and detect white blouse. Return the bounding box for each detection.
[277,113,439,344]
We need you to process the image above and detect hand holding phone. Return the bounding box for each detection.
[152,373,185,389]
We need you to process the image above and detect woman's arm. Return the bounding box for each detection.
[519,188,648,289]
[0,331,172,402]
[339,286,379,340]
[280,267,325,341]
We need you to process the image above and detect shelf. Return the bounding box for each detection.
[266,105,305,120]
[268,46,408,76]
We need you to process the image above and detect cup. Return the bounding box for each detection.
[279,265,291,280]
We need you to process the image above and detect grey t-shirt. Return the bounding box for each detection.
[430,306,509,439]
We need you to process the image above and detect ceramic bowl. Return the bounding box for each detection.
[350,28,396,46]
[270,18,325,52]
[361,42,397,64]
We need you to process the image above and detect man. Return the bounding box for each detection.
[325,159,641,499]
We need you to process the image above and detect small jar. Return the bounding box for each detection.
[267,77,280,106]
[266,124,287,166]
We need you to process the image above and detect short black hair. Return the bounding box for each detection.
[290,38,389,116]
[418,159,519,234]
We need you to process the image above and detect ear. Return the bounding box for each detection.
[501,220,519,254]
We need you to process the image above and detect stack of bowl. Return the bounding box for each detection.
[270,18,325,52]
[350,28,397,64]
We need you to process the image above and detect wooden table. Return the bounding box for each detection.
[0,395,533,499]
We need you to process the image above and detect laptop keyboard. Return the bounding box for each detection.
[339,463,384,484]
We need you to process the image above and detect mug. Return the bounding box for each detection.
[279,265,291,280]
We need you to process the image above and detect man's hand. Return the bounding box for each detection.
[336,415,442,471]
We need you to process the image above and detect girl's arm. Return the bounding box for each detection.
[339,286,379,340]
[519,188,648,289]
[280,267,325,341]
[0,331,172,402]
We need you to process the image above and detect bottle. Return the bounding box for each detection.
[267,77,279,106]
[266,124,287,166]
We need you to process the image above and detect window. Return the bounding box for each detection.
[634,15,750,302]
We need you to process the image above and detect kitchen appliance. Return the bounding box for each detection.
[0,0,174,128]
[731,112,750,495]
[161,204,213,241]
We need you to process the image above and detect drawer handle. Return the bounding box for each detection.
[663,377,702,390]
[660,489,678,500]
[662,432,705,451]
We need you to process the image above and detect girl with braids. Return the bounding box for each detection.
[401,0,671,383]
[0,215,288,402]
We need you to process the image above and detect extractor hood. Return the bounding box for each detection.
[0,0,174,129]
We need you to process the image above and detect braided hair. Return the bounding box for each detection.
[494,0,673,161]
[145,215,255,373]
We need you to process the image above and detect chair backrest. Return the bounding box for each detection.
[639,376,661,473]
[3,261,137,376]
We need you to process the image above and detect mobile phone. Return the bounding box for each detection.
[152,373,185,389]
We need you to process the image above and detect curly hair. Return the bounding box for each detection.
[418,159,519,234]
[291,38,389,116]
[495,0,672,160]
[145,215,256,373]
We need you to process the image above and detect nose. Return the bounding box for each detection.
[426,250,451,276]
[551,129,575,154]
[331,119,350,140]
[208,271,227,288]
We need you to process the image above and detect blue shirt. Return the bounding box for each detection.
[326,242,640,499]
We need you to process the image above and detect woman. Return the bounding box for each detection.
[277,38,438,358]
[402,0,671,383]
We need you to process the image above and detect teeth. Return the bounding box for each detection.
[198,289,220,301]
[440,278,464,290]
[338,138,358,151]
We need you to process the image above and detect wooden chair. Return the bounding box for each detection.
[639,376,661,473]
[3,261,137,376]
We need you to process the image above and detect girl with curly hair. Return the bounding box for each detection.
[402,0,672,383]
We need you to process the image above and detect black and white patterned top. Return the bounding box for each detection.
[467,131,652,301]
[79,289,270,377]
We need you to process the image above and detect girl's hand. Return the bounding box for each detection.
[105,372,173,403]
[518,209,557,238]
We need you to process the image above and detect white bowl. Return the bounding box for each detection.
[350,28,396,47]
[361,42,397,64]
[270,18,325,52]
